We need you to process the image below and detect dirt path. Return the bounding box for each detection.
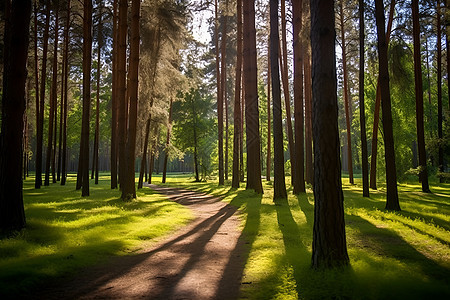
[35,184,245,300]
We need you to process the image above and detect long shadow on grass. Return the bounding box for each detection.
[215,190,262,299]
[348,214,450,283]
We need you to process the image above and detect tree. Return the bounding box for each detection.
[221,0,229,182]
[110,0,118,189]
[232,0,242,188]
[60,0,70,186]
[162,98,173,184]
[215,0,224,185]
[375,0,400,210]
[266,42,271,182]
[270,0,287,200]
[310,0,349,269]
[0,0,31,231]
[437,0,444,183]
[359,0,369,197]
[412,0,430,193]
[293,0,305,194]
[243,0,263,194]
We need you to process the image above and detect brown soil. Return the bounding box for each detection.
[33,184,246,300]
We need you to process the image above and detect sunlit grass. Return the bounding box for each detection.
[0,173,192,297]
[160,174,450,299]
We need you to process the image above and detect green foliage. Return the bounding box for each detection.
[0,174,192,297]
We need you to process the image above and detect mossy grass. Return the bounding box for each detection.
[0,173,192,297]
[157,173,450,299]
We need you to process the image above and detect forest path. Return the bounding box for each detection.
[35,184,245,300]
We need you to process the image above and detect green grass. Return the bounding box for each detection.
[157,174,450,299]
[0,173,192,297]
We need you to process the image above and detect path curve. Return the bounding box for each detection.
[34,184,245,300]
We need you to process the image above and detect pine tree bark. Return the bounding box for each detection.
[370,0,395,190]
[33,0,40,185]
[232,0,242,188]
[0,0,31,231]
[110,0,119,189]
[266,42,271,182]
[243,0,263,194]
[412,0,430,193]
[61,0,70,186]
[304,47,314,185]
[293,0,305,194]
[215,0,224,185]
[122,0,140,200]
[270,0,287,200]
[138,117,151,189]
[310,0,349,269]
[375,0,400,210]
[359,0,369,197]
[222,1,229,182]
[162,99,173,184]
[437,0,444,183]
[36,3,51,189]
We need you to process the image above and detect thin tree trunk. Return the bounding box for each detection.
[57,30,64,182]
[293,0,305,194]
[369,0,395,190]
[310,0,349,269]
[61,0,70,186]
[0,0,31,232]
[412,0,430,193]
[33,0,40,186]
[215,0,224,185]
[359,0,369,197]
[122,0,140,200]
[243,0,263,194]
[375,0,400,210]
[110,0,118,189]
[222,1,229,182]
[270,0,287,200]
[45,8,59,186]
[162,98,173,184]
[339,0,354,184]
[240,79,245,182]
[304,48,313,185]
[36,3,51,189]
[138,117,151,189]
[266,41,271,182]
[437,0,444,183]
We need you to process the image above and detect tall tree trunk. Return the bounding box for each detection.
[243,0,263,194]
[447,0,450,111]
[438,0,444,183]
[36,3,51,189]
[412,0,430,193]
[215,0,224,185]
[162,98,173,184]
[375,0,400,210]
[304,48,313,185]
[359,0,369,197]
[271,0,287,200]
[293,0,305,194]
[280,0,296,189]
[79,0,92,196]
[338,0,354,184]
[138,117,151,189]
[61,0,70,186]
[117,0,128,189]
[0,0,31,231]
[33,0,40,185]
[240,80,245,182]
[45,8,59,186]
[232,0,243,188]
[310,0,349,269]
[57,26,64,183]
[370,0,395,190]
[266,41,271,182]
[122,0,140,200]
[222,0,229,182]
[110,0,118,189]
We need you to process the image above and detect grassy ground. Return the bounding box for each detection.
[0,173,192,297]
[153,173,450,299]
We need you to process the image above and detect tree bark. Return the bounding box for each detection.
[412,0,430,193]
[359,0,369,197]
[162,98,173,184]
[243,0,263,194]
[222,1,229,182]
[310,0,349,269]
[0,0,31,231]
[437,0,444,183]
[110,0,118,189]
[215,0,224,185]
[375,0,400,210]
[266,41,271,182]
[304,46,313,185]
[138,117,151,189]
[33,0,40,185]
[293,0,305,193]
[61,0,70,186]
[370,0,395,190]
[271,0,287,200]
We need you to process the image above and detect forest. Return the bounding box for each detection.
[0,0,449,299]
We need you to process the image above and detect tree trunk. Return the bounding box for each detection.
[243,0,263,194]
[266,41,271,182]
[375,0,400,210]
[138,117,151,189]
[215,0,224,185]
[110,0,118,189]
[293,0,305,194]
[61,0,70,186]
[162,98,173,184]
[79,0,92,196]
[122,0,140,200]
[0,0,31,231]
[412,0,430,193]
[304,47,313,185]
[339,0,354,185]
[359,0,369,197]
[270,0,287,200]
[223,1,229,182]
[310,0,349,269]
[240,79,245,182]
[33,0,40,185]
[369,0,395,190]
[36,3,51,189]
[437,0,444,183]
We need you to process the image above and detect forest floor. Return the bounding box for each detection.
[32,184,245,300]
